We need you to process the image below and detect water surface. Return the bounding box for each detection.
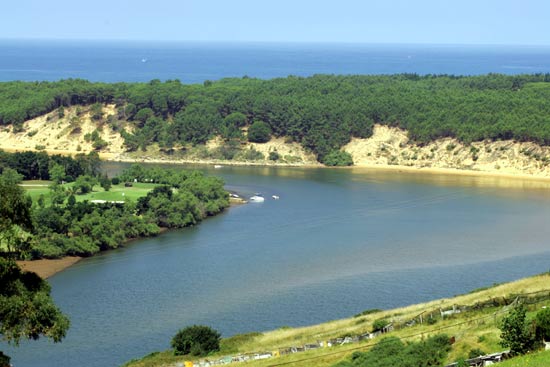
[5,165,550,367]
[2,41,550,82]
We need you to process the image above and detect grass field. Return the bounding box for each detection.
[20,180,158,204]
[125,273,550,367]
[498,350,550,367]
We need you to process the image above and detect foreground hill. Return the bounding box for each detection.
[124,273,550,367]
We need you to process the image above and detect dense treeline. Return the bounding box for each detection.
[31,165,228,258]
[0,150,101,181]
[2,74,550,163]
[0,155,229,258]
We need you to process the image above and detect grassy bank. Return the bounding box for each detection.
[125,273,550,367]
[498,350,550,367]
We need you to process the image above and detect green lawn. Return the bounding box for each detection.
[20,181,53,202]
[20,180,158,204]
[498,350,550,367]
[78,182,156,202]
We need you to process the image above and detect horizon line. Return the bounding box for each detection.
[1,37,550,48]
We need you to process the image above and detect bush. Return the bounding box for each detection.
[90,103,103,121]
[247,120,271,143]
[499,304,535,355]
[268,151,280,161]
[323,150,353,166]
[111,177,120,185]
[469,348,486,358]
[240,147,264,161]
[372,319,389,332]
[535,307,550,341]
[354,309,382,318]
[171,325,221,357]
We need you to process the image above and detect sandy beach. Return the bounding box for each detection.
[17,256,82,279]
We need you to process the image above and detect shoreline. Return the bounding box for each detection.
[350,162,550,183]
[110,154,550,183]
[17,256,82,279]
[15,152,550,279]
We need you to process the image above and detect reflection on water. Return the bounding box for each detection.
[6,163,550,367]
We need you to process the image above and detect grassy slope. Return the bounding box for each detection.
[498,350,550,367]
[125,273,550,367]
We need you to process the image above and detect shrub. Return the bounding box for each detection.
[111,177,120,185]
[171,325,221,357]
[241,147,264,161]
[372,319,389,332]
[247,120,271,143]
[224,112,247,128]
[323,150,353,166]
[468,348,486,358]
[535,307,550,341]
[268,151,280,161]
[499,304,535,355]
[354,309,382,318]
[90,103,103,121]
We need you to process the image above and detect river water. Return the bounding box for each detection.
[6,164,550,367]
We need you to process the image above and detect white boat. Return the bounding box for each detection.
[249,194,265,202]
[272,195,280,200]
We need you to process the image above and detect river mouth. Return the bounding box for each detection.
[6,164,550,367]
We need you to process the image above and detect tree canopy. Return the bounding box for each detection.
[2,74,550,163]
[0,169,70,363]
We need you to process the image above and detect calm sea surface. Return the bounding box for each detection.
[3,42,550,366]
[1,41,550,83]
[6,164,550,367]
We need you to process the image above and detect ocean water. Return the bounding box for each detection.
[1,40,550,83]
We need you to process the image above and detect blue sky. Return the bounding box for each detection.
[1,0,548,45]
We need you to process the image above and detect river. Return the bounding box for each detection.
[5,164,550,367]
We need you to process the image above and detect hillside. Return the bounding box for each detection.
[344,125,550,178]
[124,273,550,367]
[2,75,550,167]
[3,105,550,178]
[0,105,319,166]
[0,104,127,158]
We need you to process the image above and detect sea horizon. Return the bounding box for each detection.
[2,38,550,47]
[1,39,550,83]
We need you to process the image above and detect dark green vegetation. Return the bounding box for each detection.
[171,325,221,357]
[0,152,229,259]
[0,150,101,181]
[334,334,452,367]
[2,74,550,164]
[0,172,70,363]
[499,304,550,356]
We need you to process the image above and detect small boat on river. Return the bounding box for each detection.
[249,194,265,202]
